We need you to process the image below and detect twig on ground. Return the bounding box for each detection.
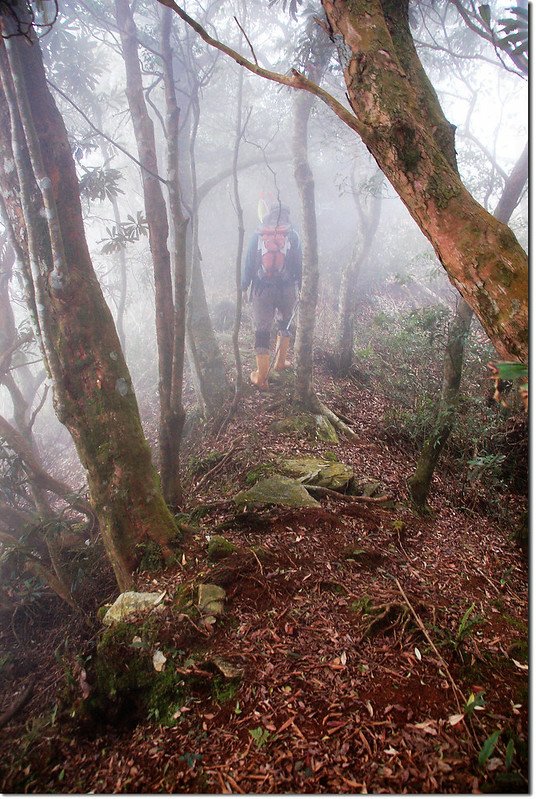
[393,578,479,746]
[195,445,239,491]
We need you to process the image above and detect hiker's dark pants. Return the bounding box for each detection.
[252,282,297,354]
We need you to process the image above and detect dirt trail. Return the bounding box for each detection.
[0,360,528,793]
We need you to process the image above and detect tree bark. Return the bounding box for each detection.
[114,0,180,502]
[0,20,177,592]
[293,88,319,410]
[185,83,231,419]
[160,4,188,505]
[321,0,528,362]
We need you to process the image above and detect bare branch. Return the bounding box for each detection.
[154,0,363,138]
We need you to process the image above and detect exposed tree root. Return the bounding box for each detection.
[306,485,391,504]
[316,400,360,441]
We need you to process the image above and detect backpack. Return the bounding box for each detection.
[258,224,291,279]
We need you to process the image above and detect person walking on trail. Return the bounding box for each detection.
[242,201,302,390]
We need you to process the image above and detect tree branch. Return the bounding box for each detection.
[154,0,363,137]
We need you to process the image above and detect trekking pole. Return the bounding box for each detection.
[268,295,300,374]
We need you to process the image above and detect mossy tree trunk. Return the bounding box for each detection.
[0,19,178,592]
[321,0,528,362]
[408,142,528,508]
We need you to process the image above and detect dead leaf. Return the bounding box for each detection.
[448,713,465,727]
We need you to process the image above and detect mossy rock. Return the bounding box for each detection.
[282,457,353,491]
[245,463,278,486]
[197,584,226,616]
[84,620,186,726]
[350,476,386,498]
[234,475,320,509]
[101,591,166,626]
[207,535,238,562]
[270,413,338,443]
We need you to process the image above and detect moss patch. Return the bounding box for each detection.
[84,620,187,726]
[207,535,238,562]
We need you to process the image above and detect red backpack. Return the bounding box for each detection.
[258,224,291,278]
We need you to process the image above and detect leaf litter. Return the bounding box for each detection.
[0,349,528,794]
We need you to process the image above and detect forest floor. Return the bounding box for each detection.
[0,346,529,794]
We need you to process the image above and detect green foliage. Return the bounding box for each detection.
[249,726,272,749]
[455,603,484,648]
[495,361,528,382]
[464,690,486,718]
[467,453,506,487]
[98,211,148,254]
[79,167,124,202]
[478,729,501,766]
[498,6,529,58]
[212,676,239,704]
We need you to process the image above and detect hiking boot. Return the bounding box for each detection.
[275,334,292,370]
[250,353,270,389]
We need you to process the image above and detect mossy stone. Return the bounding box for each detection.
[101,591,166,626]
[234,475,320,509]
[282,456,353,490]
[85,619,186,726]
[197,584,226,616]
[270,413,338,443]
[207,536,238,562]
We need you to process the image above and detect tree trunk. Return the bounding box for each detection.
[0,20,177,592]
[293,89,319,410]
[408,142,528,508]
[321,0,528,362]
[185,86,231,418]
[114,0,180,502]
[336,170,382,374]
[160,4,188,505]
[231,66,245,399]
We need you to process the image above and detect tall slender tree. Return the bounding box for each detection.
[0,13,178,592]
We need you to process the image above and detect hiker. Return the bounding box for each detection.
[242,201,302,389]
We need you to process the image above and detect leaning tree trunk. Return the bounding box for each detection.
[0,20,177,592]
[320,0,528,362]
[114,0,181,503]
[408,142,528,508]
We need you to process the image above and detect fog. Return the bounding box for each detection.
[0,0,528,476]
